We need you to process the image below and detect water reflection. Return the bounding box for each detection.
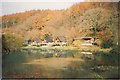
[22,48,80,58]
[3,48,93,78]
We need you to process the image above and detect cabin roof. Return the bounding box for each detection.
[57,36,67,42]
[81,37,93,40]
[34,38,43,42]
[45,36,53,42]
[74,37,93,40]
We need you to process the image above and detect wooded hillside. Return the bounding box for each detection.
[1,2,118,48]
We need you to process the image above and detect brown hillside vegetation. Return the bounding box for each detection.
[1,2,119,79]
[1,2,118,48]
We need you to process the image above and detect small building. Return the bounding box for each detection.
[56,36,67,42]
[42,35,54,47]
[24,39,32,45]
[34,38,44,46]
[55,36,67,46]
[45,36,53,43]
[34,38,42,43]
[80,37,94,46]
[74,37,94,46]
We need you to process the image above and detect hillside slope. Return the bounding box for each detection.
[1,2,118,47]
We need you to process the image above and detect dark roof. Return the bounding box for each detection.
[34,38,42,42]
[74,37,93,40]
[57,36,67,42]
[45,36,53,42]
[81,37,93,40]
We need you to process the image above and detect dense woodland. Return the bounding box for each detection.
[1,2,119,52]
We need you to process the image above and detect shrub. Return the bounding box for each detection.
[72,40,82,47]
[110,46,118,54]
[2,33,24,53]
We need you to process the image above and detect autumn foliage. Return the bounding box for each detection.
[1,2,118,49]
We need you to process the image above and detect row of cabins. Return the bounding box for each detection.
[24,36,95,47]
[24,36,67,47]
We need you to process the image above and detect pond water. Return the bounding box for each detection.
[2,48,83,78]
[21,48,83,58]
[2,48,118,78]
